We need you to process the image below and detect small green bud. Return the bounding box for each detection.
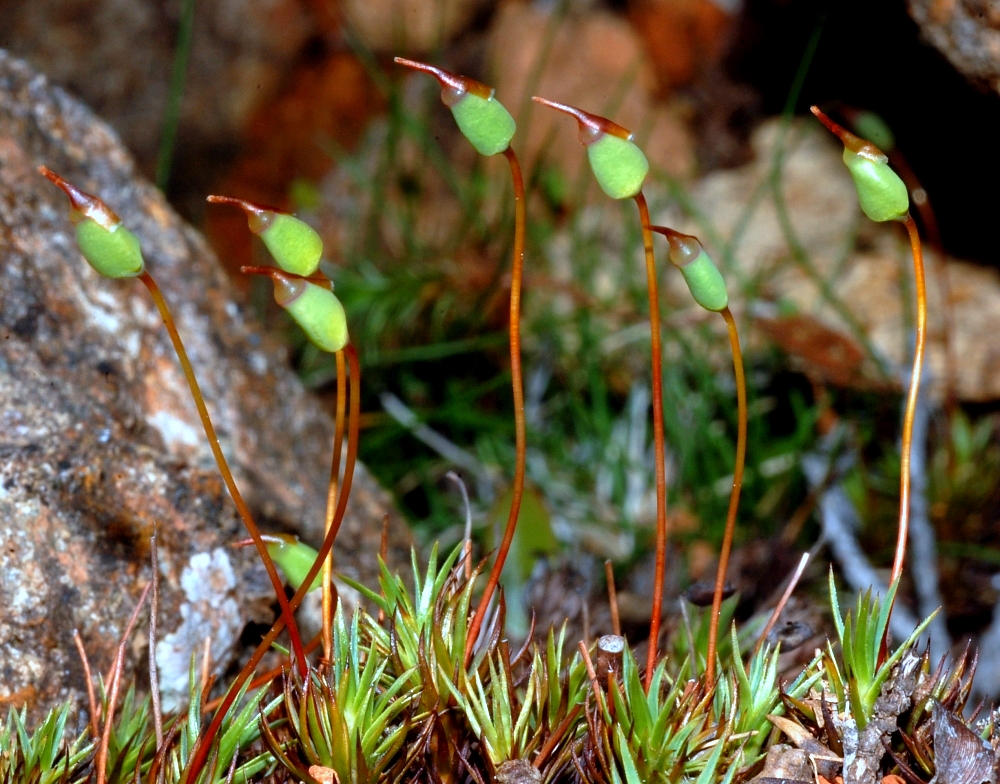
[255,534,323,592]
[531,97,648,200]
[651,226,728,312]
[244,267,348,353]
[811,106,909,223]
[207,195,323,276]
[394,58,516,157]
[39,166,145,278]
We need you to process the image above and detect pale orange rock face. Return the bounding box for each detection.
[490,4,697,191]
[342,0,481,54]
[308,766,337,784]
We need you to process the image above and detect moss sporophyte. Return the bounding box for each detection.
[530,98,649,200]
[533,96,667,690]
[393,58,516,157]
[240,266,348,354]
[23,71,950,784]
[205,194,324,277]
[810,107,908,224]
[394,58,527,668]
[39,167,145,279]
[210,192,355,684]
[647,227,745,688]
[812,105,927,621]
[39,167,310,679]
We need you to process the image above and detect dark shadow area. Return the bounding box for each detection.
[729,0,1000,264]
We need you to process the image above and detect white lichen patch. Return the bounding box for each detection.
[155,548,243,713]
[73,283,123,334]
[144,356,207,459]
[148,410,200,449]
[248,351,268,376]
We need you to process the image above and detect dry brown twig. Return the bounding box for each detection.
[71,630,99,740]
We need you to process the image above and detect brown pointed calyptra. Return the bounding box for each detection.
[39,167,145,279]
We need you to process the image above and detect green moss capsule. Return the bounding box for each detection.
[259,213,324,277]
[39,166,145,278]
[394,58,516,157]
[586,133,649,200]
[207,195,323,277]
[811,106,909,224]
[273,275,348,353]
[679,251,729,312]
[449,91,516,157]
[652,227,728,312]
[842,147,909,223]
[74,220,145,279]
[264,535,323,592]
[531,97,648,200]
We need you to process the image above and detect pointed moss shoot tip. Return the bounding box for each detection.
[207,195,323,277]
[394,58,516,157]
[810,106,909,224]
[235,534,322,592]
[38,166,145,279]
[242,266,348,353]
[531,97,648,200]
[649,226,728,312]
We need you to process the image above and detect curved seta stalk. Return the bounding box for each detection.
[464,147,528,667]
[322,348,347,660]
[634,193,669,692]
[705,306,747,688]
[138,271,308,675]
[892,216,926,587]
